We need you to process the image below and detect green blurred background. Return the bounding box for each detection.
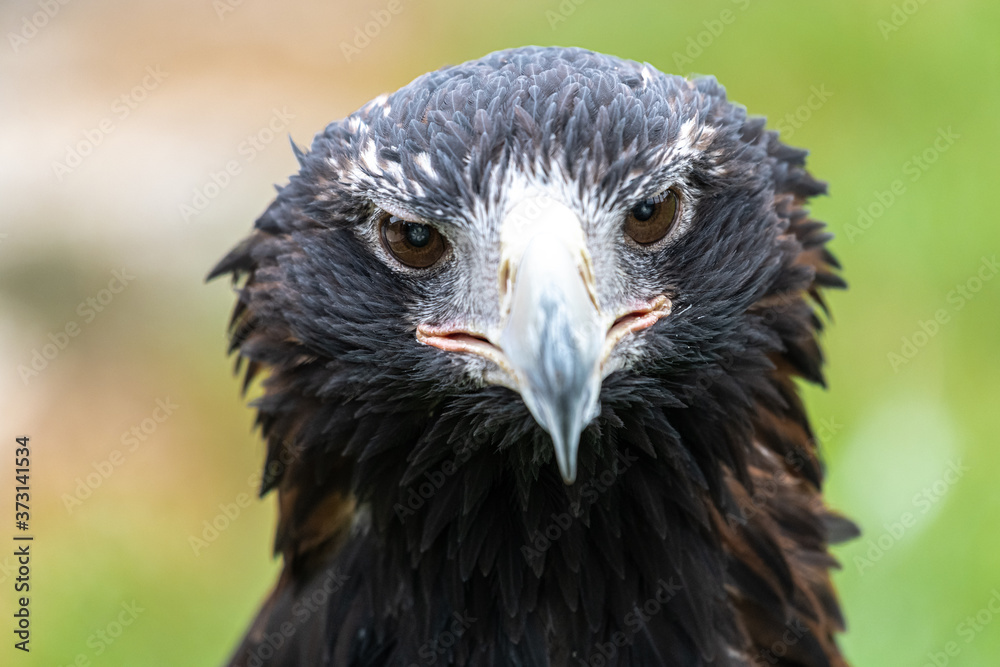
[1,0,998,664]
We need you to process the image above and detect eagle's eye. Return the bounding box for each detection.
[625,189,680,245]
[380,215,446,268]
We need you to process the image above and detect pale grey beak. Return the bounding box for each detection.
[497,199,605,484]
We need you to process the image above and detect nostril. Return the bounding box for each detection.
[498,260,514,310]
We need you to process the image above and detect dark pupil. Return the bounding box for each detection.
[404,223,431,247]
[632,201,656,222]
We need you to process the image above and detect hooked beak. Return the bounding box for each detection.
[417,197,670,484]
[498,226,603,484]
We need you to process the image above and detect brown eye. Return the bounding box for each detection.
[381,214,446,268]
[624,188,680,245]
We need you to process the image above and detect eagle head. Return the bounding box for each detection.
[212,46,851,667]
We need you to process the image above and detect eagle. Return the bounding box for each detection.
[209,46,856,667]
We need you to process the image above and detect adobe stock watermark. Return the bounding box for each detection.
[545,0,589,30]
[727,416,843,527]
[921,589,1000,667]
[404,611,477,666]
[674,289,831,407]
[178,107,295,222]
[340,0,406,62]
[0,554,19,585]
[520,449,638,565]
[774,85,833,140]
[188,442,302,556]
[888,255,998,372]
[61,398,180,514]
[7,0,72,53]
[671,0,752,72]
[51,66,168,181]
[578,577,683,666]
[55,600,144,667]
[750,617,811,666]
[845,126,959,243]
[393,440,483,523]
[853,458,968,575]
[213,0,246,21]
[241,567,351,667]
[878,0,933,40]
[17,268,135,385]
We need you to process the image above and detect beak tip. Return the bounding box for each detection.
[558,462,578,485]
[550,426,582,485]
[526,384,601,487]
